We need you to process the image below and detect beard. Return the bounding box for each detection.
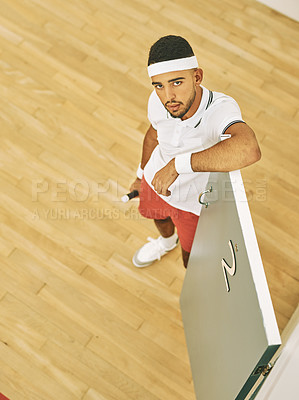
[165,88,197,119]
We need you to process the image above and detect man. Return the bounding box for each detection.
[130,35,261,268]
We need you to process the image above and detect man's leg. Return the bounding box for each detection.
[181,248,190,269]
[134,178,179,267]
[157,218,190,268]
[154,216,175,237]
[171,208,199,269]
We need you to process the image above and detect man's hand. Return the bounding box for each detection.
[130,178,142,194]
[151,159,179,196]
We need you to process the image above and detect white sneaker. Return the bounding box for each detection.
[132,234,179,268]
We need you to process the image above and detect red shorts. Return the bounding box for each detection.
[139,178,199,253]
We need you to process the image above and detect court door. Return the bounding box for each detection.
[180,170,281,400]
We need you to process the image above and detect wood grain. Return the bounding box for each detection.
[0,0,298,398]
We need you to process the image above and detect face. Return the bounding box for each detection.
[151,68,203,120]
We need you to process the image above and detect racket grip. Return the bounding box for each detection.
[121,190,139,203]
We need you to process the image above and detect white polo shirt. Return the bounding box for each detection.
[143,85,244,215]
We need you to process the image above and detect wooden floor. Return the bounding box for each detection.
[0,0,298,399]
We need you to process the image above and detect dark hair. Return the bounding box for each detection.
[148,35,194,66]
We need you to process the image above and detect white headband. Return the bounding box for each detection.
[148,56,198,77]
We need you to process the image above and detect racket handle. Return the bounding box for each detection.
[121,190,139,203]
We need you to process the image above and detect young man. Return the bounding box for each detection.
[130,35,261,268]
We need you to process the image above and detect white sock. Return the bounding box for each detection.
[161,233,178,249]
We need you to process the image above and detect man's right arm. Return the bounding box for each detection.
[130,124,158,192]
[140,124,158,169]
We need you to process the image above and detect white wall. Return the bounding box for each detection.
[257,0,299,22]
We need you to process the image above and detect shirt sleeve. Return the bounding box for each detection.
[147,90,167,130]
[206,97,244,142]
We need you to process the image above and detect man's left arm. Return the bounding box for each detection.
[151,122,261,196]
